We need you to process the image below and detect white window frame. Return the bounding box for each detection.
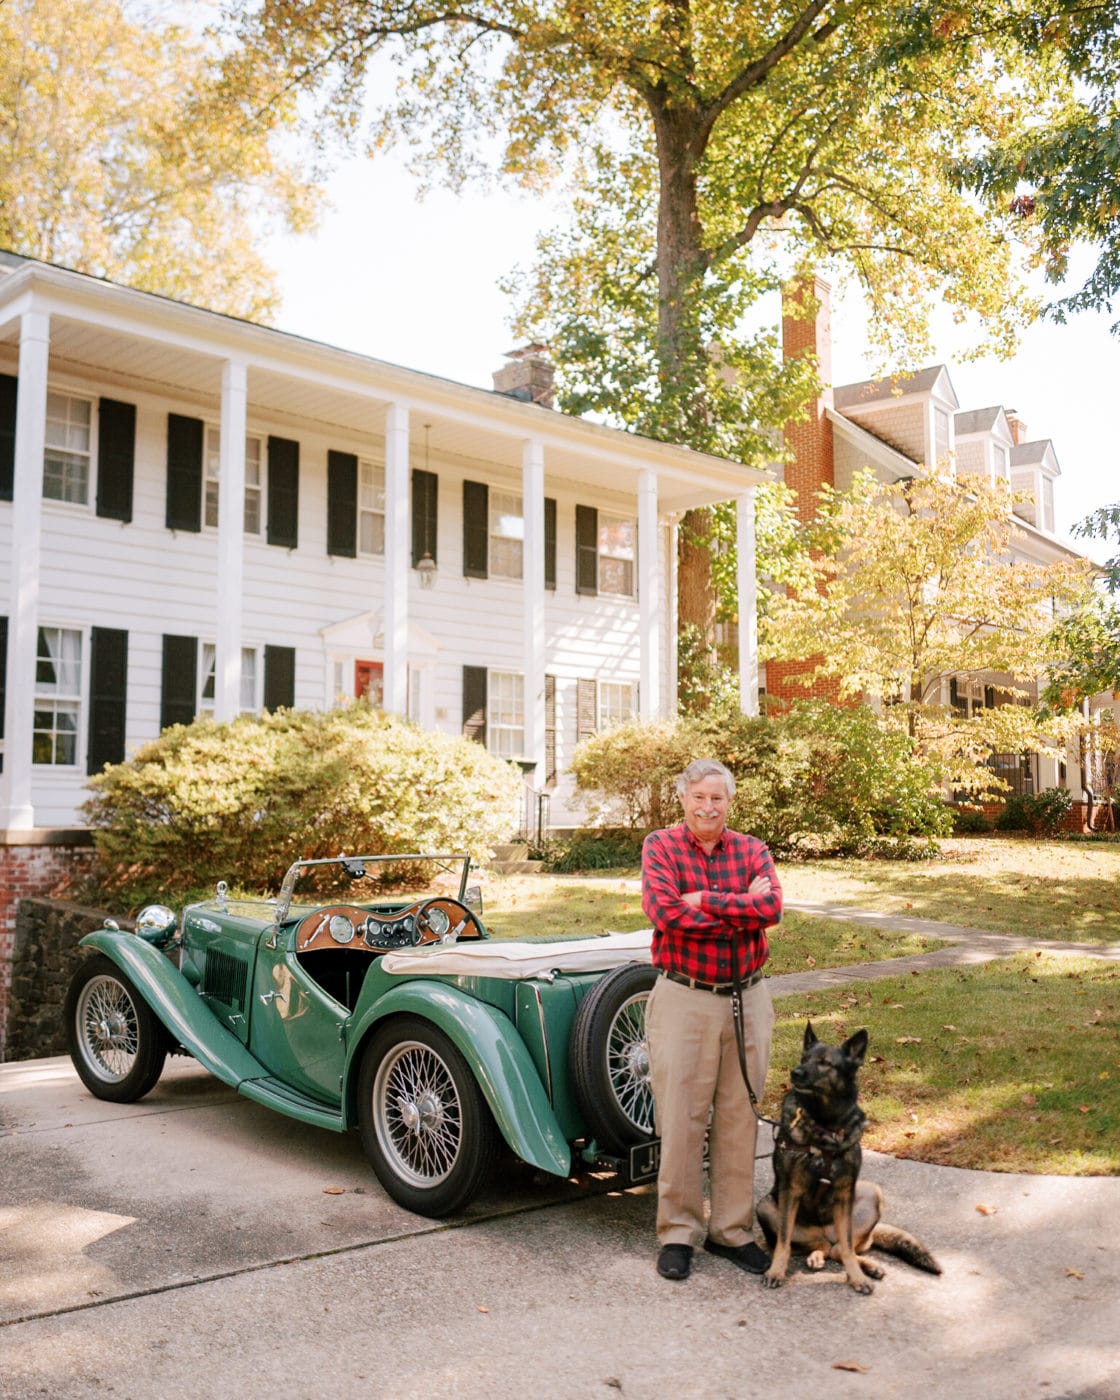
[489,489,524,580]
[33,625,84,767]
[487,670,525,758]
[598,513,636,597]
[204,426,265,534]
[43,392,93,506]
[358,458,386,557]
[992,442,1010,482]
[199,642,260,716]
[598,680,636,731]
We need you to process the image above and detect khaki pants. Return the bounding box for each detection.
[646,973,774,1248]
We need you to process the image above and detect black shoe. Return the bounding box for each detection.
[657,1244,693,1280]
[704,1239,771,1274]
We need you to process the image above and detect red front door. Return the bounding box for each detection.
[356,661,383,708]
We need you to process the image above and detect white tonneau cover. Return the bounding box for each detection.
[380,928,653,979]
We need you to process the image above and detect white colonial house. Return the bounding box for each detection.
[0,251,770,836]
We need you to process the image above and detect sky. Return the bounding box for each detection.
[263,150,1118,564]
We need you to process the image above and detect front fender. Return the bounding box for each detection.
[79,930,267,1088]
[346,980,572,1180]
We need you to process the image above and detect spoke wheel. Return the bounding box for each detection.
[64,955,166,1102]
[570,962,657,1154]
[358,1016,498,1216]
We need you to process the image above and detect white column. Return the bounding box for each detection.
[638,470,660,719]
[522,439,546,778]
[215,360,247,722]
[0,309,50,830]
[737,489,759,716]
[383,403,410,715]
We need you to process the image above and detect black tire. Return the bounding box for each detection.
[357,1016,499,1216]
[64,954,167,1103]
[569,962,658,1154]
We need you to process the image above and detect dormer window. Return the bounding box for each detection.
[993,443,1009,482]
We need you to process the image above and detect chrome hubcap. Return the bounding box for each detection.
[375,1042,462,1187]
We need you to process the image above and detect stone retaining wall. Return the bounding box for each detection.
[4,896,125,1063]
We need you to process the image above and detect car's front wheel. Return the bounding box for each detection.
[357,1017,499,1216]
[64,955,167,1103]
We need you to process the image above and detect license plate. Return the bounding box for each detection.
[628,1138,661,1183]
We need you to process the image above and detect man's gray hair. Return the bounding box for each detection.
[676,758,736,800]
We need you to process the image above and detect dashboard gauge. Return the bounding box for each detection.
[328,913,355,944]
[425,905,450,938]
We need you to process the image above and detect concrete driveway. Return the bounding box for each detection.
[2,1054,1119,1400]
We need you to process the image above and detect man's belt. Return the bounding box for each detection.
[659,967,765,996]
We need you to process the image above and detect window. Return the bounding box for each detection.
[199,643,259,715]
[992,443,1009,482]
[487,671,525,758]
[598,681,636,730]
[598,513,636,596]
[1043,476,1055,532]
[44,393,92,504]
[33,627,82,765]
[204,427,264,532]
[359,459,385,555]
[489,490,524,579]
[932,407,950,465]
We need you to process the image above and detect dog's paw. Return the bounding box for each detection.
[848,1278,875,1295]
[761,1270,785,1289]
[806,1250,826,1270]
[860,1261,885,1281]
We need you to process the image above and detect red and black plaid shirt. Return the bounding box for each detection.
[641,823,782,983]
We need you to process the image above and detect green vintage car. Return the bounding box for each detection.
[64,853,658,1216]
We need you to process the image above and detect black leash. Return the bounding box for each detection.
[730,961,783,1153]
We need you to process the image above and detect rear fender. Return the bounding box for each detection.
[345,980,571,1179]
[78,930,267,1087]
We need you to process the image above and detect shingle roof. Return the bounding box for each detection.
[833,365,949,409]
[954,406,1006,436]
[1011,440,1054,467]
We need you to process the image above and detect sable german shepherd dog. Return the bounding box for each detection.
[757,1022,942,1294]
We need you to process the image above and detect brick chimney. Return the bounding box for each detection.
[1005,411,1028,445]
[492,344,555,408]
[781,275,834,524]
[767,274,841,705]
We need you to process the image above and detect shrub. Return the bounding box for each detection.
[570,702,952,857]
[995,786,1072,836]
[82,704,523,904]
[539,828,647,873]
[951,805,992,834]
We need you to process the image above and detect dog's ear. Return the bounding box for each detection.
[842,1028,869,1067]
[803,1021,818,1052]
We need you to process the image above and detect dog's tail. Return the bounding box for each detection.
[871,1223,942,1275]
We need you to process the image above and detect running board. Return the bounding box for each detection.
[239,1076,345,1132]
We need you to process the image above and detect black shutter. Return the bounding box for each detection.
[544,672,557,785]
[463,480,489,578]
[0,373,16,502]
[462,665,488,745]
[263,645,296,710]
[575,504,598,595]
[87,627,128,774]
[327,450,357,558]
[984,684,996,709]
[0,615,7,773]
[160,634,198,730]
[96,398,136,523]
[576,677,597,742]
[544,496,557,590]
[412,467,438,566]
[166,414,203,531]
[267,435,300,548]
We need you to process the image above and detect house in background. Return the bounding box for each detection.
[769,275,1100,806]
[0,250,769,1052]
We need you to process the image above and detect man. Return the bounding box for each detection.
[641,758,782,1282]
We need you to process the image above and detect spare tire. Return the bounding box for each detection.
[569,962,657,1154]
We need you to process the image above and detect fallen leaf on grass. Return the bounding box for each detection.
[895,1036,923,1045]
[941,1024,957,1032]
[322,1186,346,1195]
[1078,1105,1092,1114]
[1021,1094,1038,1107]
[1065,1267,1084,1280]
[832,1361,870,1374]
[975,1203,998,1216]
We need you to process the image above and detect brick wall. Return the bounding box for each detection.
[0,833,95,1059]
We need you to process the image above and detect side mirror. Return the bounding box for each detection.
[339,856,367,880]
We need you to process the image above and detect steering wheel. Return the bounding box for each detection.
[412,898,465,945]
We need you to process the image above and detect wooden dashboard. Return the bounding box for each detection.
[294,898,483,955]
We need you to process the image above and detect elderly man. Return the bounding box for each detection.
[641,758,782,1281]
